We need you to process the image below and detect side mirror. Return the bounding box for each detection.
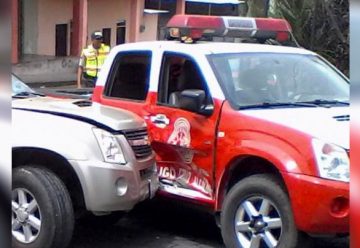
[179,89,213,116]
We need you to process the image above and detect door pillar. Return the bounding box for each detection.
[176,0,186,14]
[71,0,87,56]
[12,0,19,64]
[129,0,144,43]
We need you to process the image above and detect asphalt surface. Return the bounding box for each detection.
[70,198,349,248]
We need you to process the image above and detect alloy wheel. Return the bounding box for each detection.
[234,196,282,248]
[12,188,42,244]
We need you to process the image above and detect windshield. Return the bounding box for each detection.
[208,53,349,109]
[12,74,35,96]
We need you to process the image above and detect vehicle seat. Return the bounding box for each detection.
[168,61,204,107]
[169,91,182,106]
[237,68,269,103]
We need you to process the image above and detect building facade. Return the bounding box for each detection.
[12,0,251,64]
[12,0,177,63]
[10,0,249,85]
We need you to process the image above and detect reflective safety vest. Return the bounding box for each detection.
[82,43,110,78]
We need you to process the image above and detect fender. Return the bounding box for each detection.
[232,138,306,173]
[13,107,118,133]
[215,131,315,211]
[12,141,89,161]
[12,109,102,161]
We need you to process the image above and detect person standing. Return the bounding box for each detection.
[77,31,110,88]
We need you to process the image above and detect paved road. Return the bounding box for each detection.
[70,198,349,248]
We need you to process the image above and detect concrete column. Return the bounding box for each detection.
[71,0,88,56]
[176,0,186,14]
[129,0,144,43]
[11,0,19,64]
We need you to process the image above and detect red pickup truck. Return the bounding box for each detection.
[92,15,349,248]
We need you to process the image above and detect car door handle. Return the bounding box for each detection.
[150,114,170,126]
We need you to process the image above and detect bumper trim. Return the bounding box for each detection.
[69,159,159,212]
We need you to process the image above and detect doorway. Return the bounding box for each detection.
[102,28,111,46]
[116,20,126,45]
[55,24,68,56]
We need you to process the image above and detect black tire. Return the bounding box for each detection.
[221,174,304,248]
[12,166,74,248]
[78,211,125,227]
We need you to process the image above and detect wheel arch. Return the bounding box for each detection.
[12,147,86,213]
[215,155,287,212]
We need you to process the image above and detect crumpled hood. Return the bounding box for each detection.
[12,97,145,131]
[241,107,349,149]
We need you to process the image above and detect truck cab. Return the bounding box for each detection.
[92,15,349,248]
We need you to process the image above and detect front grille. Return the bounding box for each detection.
[123,128,152,159]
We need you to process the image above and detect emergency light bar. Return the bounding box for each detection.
[167,15,294,44]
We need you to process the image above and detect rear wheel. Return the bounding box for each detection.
[221,174,302,248]
[12,166,74,248]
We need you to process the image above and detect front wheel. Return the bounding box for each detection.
[221,174,302,248]
[12,166,74,248]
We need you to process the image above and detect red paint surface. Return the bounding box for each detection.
[71,0,87,56]
[92,64,349,234]
[282,172,349,233]
[11,0,19,64]
[176,0,186,15]
[129,0,144,43]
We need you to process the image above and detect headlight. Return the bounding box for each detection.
[312,139,349,182]
[93,128,126,164]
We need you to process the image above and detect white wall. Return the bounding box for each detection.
[22,0,38,55]
[88,0,131,47]
[37,0,72,56]
[139,14,159,41]
[31,0,159,56]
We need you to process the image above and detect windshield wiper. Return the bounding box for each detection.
[298,99,349,106]
[239,102,318,110]
[12,91,45,98]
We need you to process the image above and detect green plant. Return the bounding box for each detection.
[268,0,349,76]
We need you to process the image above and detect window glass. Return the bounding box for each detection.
[158,54,212,110]
[145,0,176,11]
[185,2,209,15]
[185,2,238,16]
[210,4,238,16]
[208,53,349,108]
[11,74,35,96]
[105,52,151,101]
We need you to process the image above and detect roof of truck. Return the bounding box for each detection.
[111,40,315,56]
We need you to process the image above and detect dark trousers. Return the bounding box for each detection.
[82,74,97,87]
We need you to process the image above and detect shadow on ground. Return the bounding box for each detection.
[70,197,349,248]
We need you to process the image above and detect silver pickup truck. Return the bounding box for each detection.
[12,92,158,248]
